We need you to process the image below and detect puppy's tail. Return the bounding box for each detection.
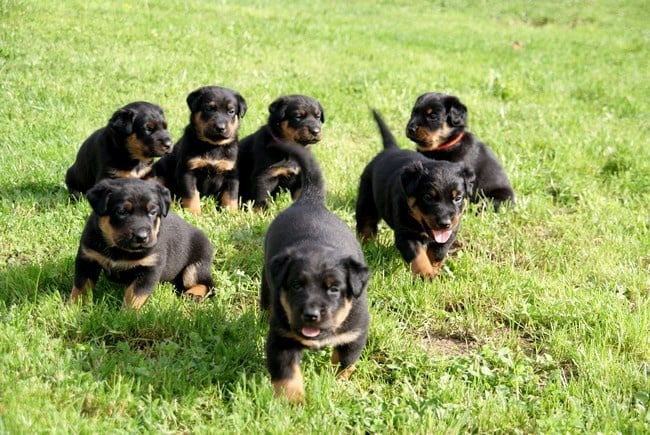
[372,109,399,150]
[268,140,326,205]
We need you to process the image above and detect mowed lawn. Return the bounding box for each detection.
[0,0,648,433]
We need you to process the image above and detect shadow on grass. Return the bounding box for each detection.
[0,256,267,402]
[0,181,72,209]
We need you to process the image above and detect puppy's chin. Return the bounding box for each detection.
[197,131,235,146]
[115,238,157,252]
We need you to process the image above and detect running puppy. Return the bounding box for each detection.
[262,140,370,404]
[237,95,324,210]
[357,111,474,279]
[154,86,247,215]
[406,92,515,211]
[65,101,173,199]
[69,178,214,309]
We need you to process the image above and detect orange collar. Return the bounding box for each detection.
[435,132,464,151]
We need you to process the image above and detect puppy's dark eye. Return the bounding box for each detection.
[422,193,435,202]
[115,209,130,219]
[453,194,463,204]
[227,108,236,116]
[148,208,158,218]
[327,286,340,295]
[294,114,304,120]
[289,281,302,292]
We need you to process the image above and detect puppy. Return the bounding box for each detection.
[261,140,370,404]
[356,111,474,279]
[405,92,515,211]
[237,94,324,210]
[69,178,214,309]
[65,101,173,199]
[153,86,247,215]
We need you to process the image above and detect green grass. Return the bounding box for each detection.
[1,0,649,432]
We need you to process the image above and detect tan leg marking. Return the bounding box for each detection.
[272,363,304,404]
[181,190,202,216]
[68,280,94,305]
[123,283,149,309]
[426,246,443,277]
[220,191,238,211]
[183,284,210,299]
[358,224,376,243]
[410,246,436,278]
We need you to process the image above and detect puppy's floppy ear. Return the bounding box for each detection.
[342,257,370,298]
[268,97,288,124]
[109,108,136,136]
[154,183,172,217]
[235,93,248,119]
[460,166,476,197]
[400,161,425,196]
[85,180,112,216]
[186,88,205,112]
[317,102,325,123]
[446,97,467,128]
[268,250,294,291]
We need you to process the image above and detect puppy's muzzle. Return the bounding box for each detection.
[121,226,156,250]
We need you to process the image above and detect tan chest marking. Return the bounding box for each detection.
[187,157,235,172]
[81,246,159,271]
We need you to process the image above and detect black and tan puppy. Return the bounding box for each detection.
[406,92,515,211]
[65,101,173,199]
[261,140,370,404]
[357,111,474,279]
[68,178,214,309]
[153,86,247,215]
[237,94,325,210]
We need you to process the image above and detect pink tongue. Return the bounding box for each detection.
[433,229,453,244]
[301,327,321,338]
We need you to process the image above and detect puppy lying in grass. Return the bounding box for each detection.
[69,178,214,309]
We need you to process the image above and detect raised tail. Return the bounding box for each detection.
[267,140,326,205]
[372,109,400,150]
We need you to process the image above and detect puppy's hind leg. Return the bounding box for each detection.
[180,262,214,300]
[355,173,379,243]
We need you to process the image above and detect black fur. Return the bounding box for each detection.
[237,95,325,210]
[261,140,369,403]
[357,110,474,278]
[153,86,247,215]
[69,178,214,309]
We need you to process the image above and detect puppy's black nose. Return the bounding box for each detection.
[437,218,452,229]
[162,139,172,150]
[132,228,150,244]
[302,307,321,323]
[215,122,227,133]
[407,123,417,134]
[309,126,321,135]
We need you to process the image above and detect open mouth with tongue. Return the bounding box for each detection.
[432,229,454,244]
[300,326,321,338]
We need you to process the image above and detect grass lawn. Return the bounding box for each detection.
[1,0,648,432]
